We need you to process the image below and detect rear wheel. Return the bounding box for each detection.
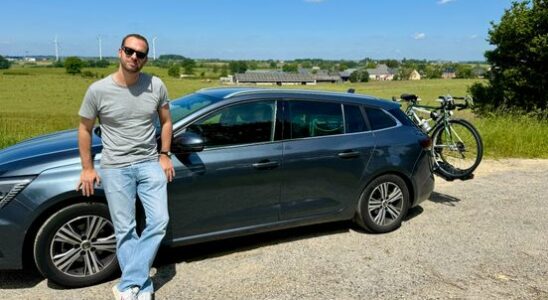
[431,119,483,179]
[33,202,118,287]
[356,175,410,233]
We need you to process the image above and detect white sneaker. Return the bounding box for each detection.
[137,291,153,300]
[112,285,140,300]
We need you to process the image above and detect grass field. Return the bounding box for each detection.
[1,65,546,158]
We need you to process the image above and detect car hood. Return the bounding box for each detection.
[0,129,102,177]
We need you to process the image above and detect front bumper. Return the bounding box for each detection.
[0,198,31,269]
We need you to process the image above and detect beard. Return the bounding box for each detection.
[120,59,144,73]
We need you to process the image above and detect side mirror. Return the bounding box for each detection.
[172,132,205,153]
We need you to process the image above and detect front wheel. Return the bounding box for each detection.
[356,175,410,233]
[431,119,483,179]
[33,202,119,287]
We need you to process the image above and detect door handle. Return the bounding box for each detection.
[338,151,360,159]
[252,160,280,170]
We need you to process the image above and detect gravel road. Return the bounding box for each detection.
[1,159,547,300]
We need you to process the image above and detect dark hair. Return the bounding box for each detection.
[121,34,149,54]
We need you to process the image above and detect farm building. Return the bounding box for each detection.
[233,71,316,85]
[339,68,358,82]
[299,68,341,83]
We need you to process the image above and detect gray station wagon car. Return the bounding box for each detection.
[0,87,434,287]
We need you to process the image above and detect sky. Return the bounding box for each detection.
[0,0,514,61]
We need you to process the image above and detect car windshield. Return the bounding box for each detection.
[151,93,220,133]
[169,93,221,123]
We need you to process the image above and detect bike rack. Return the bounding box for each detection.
[434,169,475,181]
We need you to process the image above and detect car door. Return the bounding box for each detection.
[279,99,375,220]
[166,100,282,240]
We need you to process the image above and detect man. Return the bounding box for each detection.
[77,33,175,300]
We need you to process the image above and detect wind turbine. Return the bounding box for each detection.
[54,35,59,61]
[152,37,157,60]
[97,35,103,60]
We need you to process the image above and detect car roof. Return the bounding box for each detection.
[195,87,400,110]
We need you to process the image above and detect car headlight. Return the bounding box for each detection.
[0,177,35,209]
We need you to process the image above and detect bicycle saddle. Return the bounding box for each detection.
[400,94,418,101]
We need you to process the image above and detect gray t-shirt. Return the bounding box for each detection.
[79,73,169,168]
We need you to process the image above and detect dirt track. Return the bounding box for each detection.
[1,159,547,299]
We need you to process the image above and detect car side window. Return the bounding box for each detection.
[344,105,369,133]
[288,101,343,139]
[364,107,397,130]
[186,100,275,148]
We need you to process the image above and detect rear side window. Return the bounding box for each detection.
[388,108,415,127]
[288,101,343,139]
[364,107,397,130]
[344,105,369,133]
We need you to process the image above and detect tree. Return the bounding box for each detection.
[282,63,298,73]
[0,55,10,69]
[424,64,443,79]
[470,0,548,113]
[455,64,473,79]
[96,59,110,68]
[181,58,196,74]
[229,61,248,74]
[168,64,180,78]
[220,65,228,77]
[349,70,369,83]
[64,56,84,74]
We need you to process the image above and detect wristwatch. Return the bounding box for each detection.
[159,151,172,158]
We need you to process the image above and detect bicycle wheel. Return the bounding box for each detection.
[431,119,483,179]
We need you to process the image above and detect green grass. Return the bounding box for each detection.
[1,66,546,158]
[474,114,548,158]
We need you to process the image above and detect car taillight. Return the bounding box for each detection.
[419,137,431,149]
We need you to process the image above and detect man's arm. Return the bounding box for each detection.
[77,117,100,196]
[158,104,175,182]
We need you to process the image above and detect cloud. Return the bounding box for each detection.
[304,0,325,3]
[469,34,478,39]
[437,0,455,4]
[413,33,426,40]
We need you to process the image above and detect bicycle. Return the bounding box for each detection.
[392,93,483,181]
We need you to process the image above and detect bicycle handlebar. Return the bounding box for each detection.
[395,93,472,111]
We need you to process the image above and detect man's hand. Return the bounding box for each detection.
[159,155,175,182]
[77,168,101,197]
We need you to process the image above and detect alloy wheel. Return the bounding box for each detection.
[50,215,116,277]
[367,182,404,226]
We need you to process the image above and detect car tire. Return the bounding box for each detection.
[356,174,410,233]
[33,202,119,287]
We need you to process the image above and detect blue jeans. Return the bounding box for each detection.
[101,160,169,293]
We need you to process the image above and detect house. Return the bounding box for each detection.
[409,69,421,80]
[366,64,396,80]
[233,71,316,86]
[442,68,456,79]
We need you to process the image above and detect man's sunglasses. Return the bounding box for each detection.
[122,46,147,59]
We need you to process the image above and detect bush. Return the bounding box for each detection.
[168,64,180,78]
[64,57,84,75]
[81,71,96,78]
[349,70,369,83]
[0,55,10,69]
